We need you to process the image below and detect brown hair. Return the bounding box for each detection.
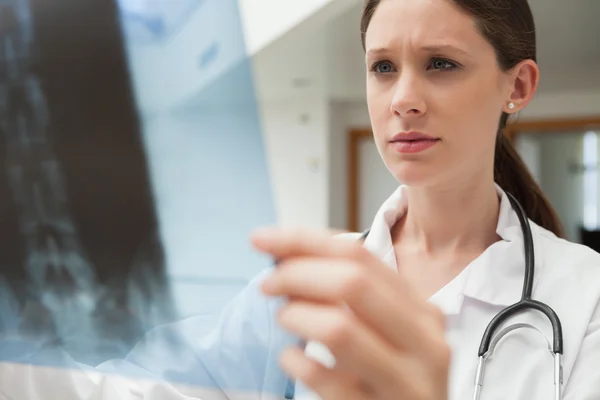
[360,0,564,238]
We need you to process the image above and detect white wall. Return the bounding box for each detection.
[258,98,331,228]
[239,0,362,56]
[238,0,332,54]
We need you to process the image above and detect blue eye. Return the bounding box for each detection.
[428,58,457,71]
[371,61,395,74]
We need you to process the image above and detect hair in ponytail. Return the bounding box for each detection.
[361,0,564,238]
[495,114,564,237]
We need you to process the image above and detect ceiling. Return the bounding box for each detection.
[252,0,600,102]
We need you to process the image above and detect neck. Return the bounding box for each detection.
[394,172,501,256]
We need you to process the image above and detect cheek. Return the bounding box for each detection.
[434,77,503,150]
[366,81,389,116]
[366,83,392,140]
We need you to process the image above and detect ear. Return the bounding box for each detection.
[503,59,539,114]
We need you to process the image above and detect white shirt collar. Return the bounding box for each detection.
[362,183,543,314]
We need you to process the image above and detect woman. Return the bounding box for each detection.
[1,0,599,399]
[251,0,600,399]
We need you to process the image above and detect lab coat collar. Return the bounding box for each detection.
[361,183,541,314]
[462,184,542,308]
[362,185,408,261]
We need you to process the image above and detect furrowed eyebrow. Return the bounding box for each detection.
[365,47,388,56]
[366,44,473,58]
[420,44,473,57]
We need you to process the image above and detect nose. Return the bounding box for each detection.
[389,72,426,118]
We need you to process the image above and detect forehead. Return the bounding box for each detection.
[365,0,486,52]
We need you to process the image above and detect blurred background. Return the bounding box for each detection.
[0,0,598,368]
[246,0,600,244]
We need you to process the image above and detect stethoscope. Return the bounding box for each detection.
[284,192,563,400]
[472,192,563,400]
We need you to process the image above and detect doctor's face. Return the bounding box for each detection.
[364,0,512,188]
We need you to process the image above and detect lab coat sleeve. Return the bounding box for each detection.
[110,266,297,399]
[562,297,600,400]
[0,268,296,400]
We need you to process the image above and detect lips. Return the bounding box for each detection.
[390,131,440,154]
[390,131,439,142]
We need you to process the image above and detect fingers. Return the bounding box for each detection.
[277,301,400,389]
[262,256,438,357]
[278,303,448,400]
[251,227,374,267]
[279,347,365,400]
[252,227,451,399]
[252,227,418,300]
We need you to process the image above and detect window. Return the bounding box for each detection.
[583,130,598,230]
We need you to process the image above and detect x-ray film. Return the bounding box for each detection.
[0,0,297,398]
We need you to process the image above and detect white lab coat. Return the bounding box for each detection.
[302,184,600,400]
[1,184,600,400]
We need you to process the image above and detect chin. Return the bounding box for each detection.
[387,162,440,188]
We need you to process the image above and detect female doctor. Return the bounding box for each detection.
[2,0,600,399]
[250,0,600,398]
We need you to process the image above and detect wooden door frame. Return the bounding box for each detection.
[347,116,600,233]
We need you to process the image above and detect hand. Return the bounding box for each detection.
[251,227,450,400]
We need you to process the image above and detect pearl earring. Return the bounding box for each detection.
[508,102,515,110]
